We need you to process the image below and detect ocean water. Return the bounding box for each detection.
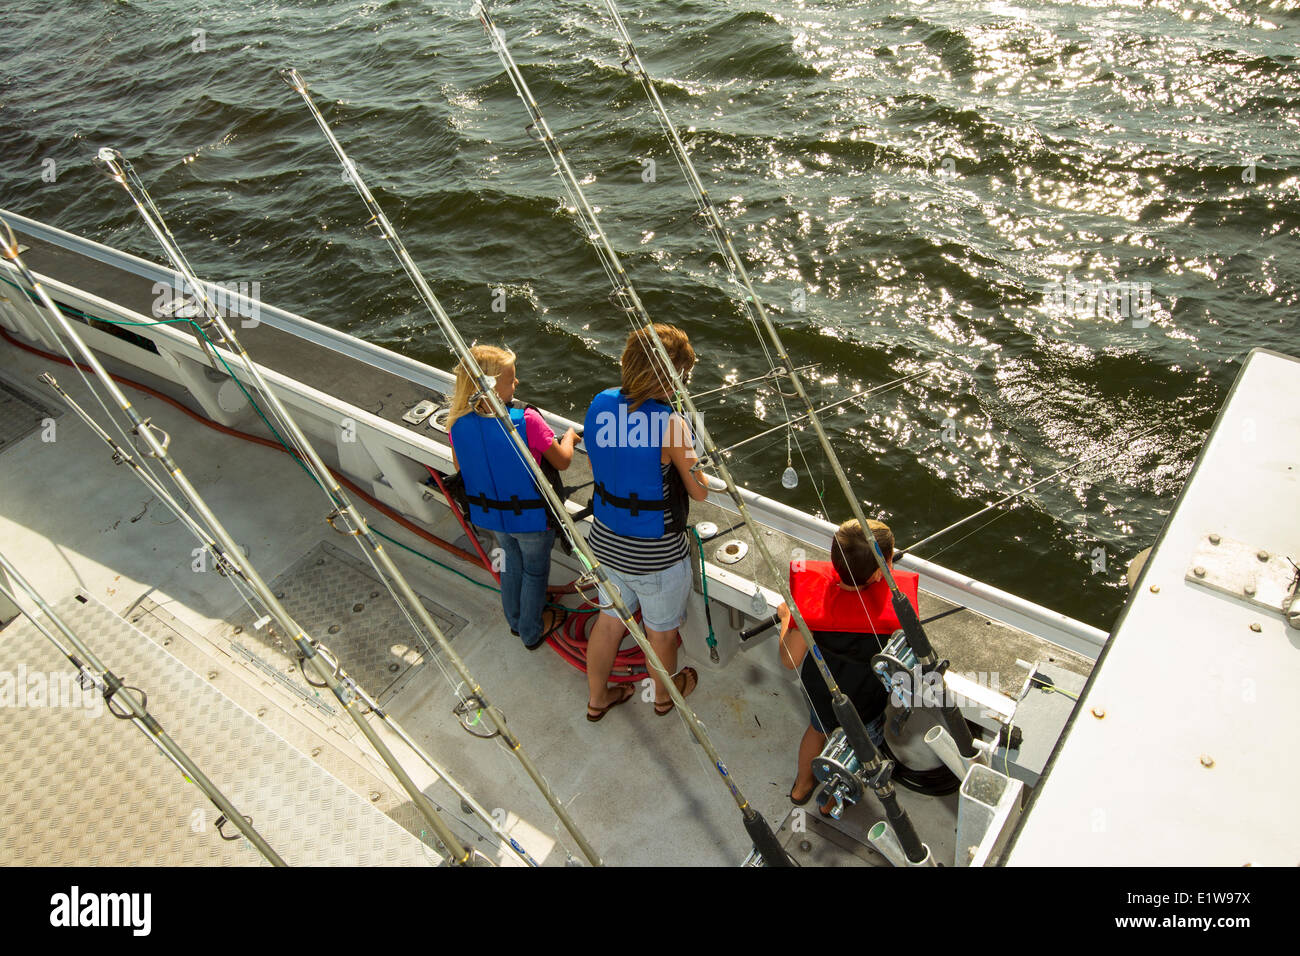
[2,0,1297,629]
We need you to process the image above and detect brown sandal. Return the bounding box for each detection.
[586,683,635,722]
[654,666,698,716]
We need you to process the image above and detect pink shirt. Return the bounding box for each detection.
[449,407,554,465]
[522,407,555,465]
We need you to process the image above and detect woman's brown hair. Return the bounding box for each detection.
[620,324,695,412]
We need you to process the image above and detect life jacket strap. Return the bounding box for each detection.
[593,480,668,516]
[465,491,547,516]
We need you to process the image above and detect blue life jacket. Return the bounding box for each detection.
[450,407,548,533]
[583,388,688,538]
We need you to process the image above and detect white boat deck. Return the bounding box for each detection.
[0,338,960,865]
[1006,349,1300,867]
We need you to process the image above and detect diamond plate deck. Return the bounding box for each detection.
[0,376,57,451]
[215,542,466,706]
[0,593,436,866]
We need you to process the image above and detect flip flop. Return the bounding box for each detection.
[654,666,698,716]
[789,779,817,807]
[586,683,635,722]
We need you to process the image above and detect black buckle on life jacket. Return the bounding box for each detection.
[593,480,667,517]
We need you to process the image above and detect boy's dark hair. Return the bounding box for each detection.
[830,518,893,586]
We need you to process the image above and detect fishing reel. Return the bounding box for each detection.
[871,629,921,735]
[811,727,866,820]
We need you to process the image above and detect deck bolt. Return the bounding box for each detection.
[799,840,812,853]
[1250,623,1262,633]
[370,791,381,802]
[1091,706,1106,719]
[233,625,242,634]
[207,671,218,680]
[1208,533,1221,545]
[1200,755,1214,768]
[1193,566,1206,578]
[353,603,364,613]
[1244,584,1256,597]
[1149,585,1160,594]
[1256,550,1269,562]
[311,747,322,758]
[256,708,266,718]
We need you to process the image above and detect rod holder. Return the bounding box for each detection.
[867,821,908,868]
[925,724,973,779]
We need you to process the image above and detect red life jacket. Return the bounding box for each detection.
[788,561,919,635]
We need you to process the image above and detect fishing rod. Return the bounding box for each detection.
[0,548,286,866]
[281,64,792,867]
[599,0,980,763]
[307,640,540,866]
[713,366,935,459]
[38,373,537,867]
[37,371,248,578]
[1,218,475,868]
[474,1,930,863]
[690,362,819,402]
[900,422,1166,558]
[269,80,609,870]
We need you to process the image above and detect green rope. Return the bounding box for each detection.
[689,526,717,653]
[6,276,599,612]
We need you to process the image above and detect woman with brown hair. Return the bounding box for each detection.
[581,324,713,721]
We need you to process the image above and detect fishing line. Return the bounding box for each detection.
[0,551,287,865]
[902,422,1167,558]
[2,304,536,865]
[320,18,792,863]
[9,215,478,868]
[598,3,982,810]
[691,363,820,404]
[284,66,633,867]
[486,0,947,859]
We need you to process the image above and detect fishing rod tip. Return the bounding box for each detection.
[278,68,307,93]
[0,218,17,259]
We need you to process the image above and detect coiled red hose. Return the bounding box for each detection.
[543,602,648,682]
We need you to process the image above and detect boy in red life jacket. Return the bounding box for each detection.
[777,518,920,809]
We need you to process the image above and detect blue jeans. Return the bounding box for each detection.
[496,528,556,646]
